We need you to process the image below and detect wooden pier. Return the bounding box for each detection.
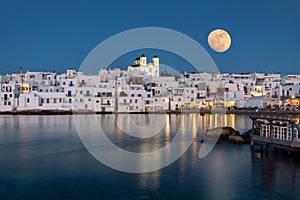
[250,116,300,151]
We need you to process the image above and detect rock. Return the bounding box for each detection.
[205,126,245,144]
[229,135,245,144]
[241,128,260,144]
[241,129,252,144]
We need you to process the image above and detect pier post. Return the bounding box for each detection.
[260,145,264,153]
[250,139,254,149]
[269,119,273,139]
[265,144,269,152]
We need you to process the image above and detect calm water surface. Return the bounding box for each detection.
[0,114,300,200]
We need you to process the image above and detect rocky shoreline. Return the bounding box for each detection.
[205,126,251,144]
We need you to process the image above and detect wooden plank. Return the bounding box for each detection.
[252,135,300,149]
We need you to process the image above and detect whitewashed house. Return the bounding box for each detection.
[244,96,279,108]
[0,83,21,111]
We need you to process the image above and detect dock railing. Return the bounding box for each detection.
[250,116,300,151]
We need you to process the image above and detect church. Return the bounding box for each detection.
[127,54,159,77]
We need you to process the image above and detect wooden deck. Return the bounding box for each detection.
[250,116,300,151]
[251,135,300,150]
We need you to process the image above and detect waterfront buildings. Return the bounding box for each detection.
[1,55,300,112]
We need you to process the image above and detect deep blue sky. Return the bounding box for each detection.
[0,0,299,75]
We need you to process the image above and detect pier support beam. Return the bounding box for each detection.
[260,145,264,153]
[250,139,255,150]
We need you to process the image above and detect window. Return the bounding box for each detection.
[8,102,11,106]
[27,98,30,103]
[9,94,12,97]
[131,94,134,97]
[54,99,56,103]
[88,98,91,102]
[96,100,99,103]
[47,98,49,103]
[137,94,142,97]
[135,99,138,103]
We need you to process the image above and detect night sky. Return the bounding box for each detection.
[0,0,299,75]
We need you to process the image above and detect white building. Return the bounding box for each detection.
[128,54,160,77]
[244,96,279,108]
[0,82,21,111]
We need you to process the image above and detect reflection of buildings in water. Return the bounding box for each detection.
[224,114,235,128]
[204,114,231,129]
[130,114,151,126]
[4,115,75,177]
[178,115,188,184]
[179,114,199,184]
[251,152,277,193]
[200,114,253,131]
[135,115,167,174]
[138,170,161,189]
[165,114,170,142]
[251,150,300,195]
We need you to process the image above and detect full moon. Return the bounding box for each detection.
[208,29,231,52]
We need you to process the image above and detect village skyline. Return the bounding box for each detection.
[1,54,299,113]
